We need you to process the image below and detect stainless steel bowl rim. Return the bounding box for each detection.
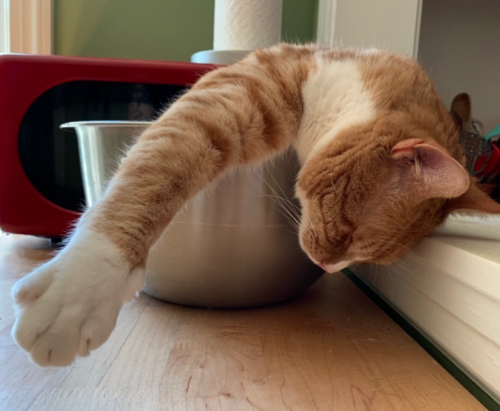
[60,121,153,130]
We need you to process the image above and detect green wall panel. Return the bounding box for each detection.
[55,0,318,61]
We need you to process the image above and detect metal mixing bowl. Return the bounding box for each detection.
[61,121,324,308]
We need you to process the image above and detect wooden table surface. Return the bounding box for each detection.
[0,234,485,411]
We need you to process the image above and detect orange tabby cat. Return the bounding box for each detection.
[11,44,500,366]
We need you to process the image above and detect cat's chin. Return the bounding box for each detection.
[318,261,351,273]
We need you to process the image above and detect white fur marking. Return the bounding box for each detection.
[294,58,376,163]
[12,226,144,366]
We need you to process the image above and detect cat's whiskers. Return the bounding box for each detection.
[258,192,300,232]
[348,262,362,271]
[270,176,318,239]
[267,173,303,218]
[266,198,300,229]
[259,177,302,231]
[375,237,430,263]
[267,173,320,239]
[365,238,439,271]
[392,260,417,278]
[401,251,440,271]
[373,238,413,253]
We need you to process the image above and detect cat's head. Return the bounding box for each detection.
[295,123,500,273]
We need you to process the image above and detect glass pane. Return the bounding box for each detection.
[19,81,187,211]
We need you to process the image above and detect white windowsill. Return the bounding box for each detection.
[351,215,500,402]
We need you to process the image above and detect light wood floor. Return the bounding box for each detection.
[0,234,486,411]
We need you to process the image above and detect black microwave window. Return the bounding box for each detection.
[19,81,187,212]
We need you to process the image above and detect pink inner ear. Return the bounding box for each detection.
[391,138,426,158]
[391,139,470,200]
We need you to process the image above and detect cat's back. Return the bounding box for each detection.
[301,45,438,116]
[293,47,394,159]
[290,44,453,160]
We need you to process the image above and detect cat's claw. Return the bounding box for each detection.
[11,228,145,366]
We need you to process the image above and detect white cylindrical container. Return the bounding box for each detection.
[213,0,283,50]
[191,0,283,65]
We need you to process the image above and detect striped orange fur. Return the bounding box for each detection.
[92,44,500,269]
[12,44,500,366]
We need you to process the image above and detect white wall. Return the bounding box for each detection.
[325,0,422,57]
[0,1,8,53]
[418,0,500,133]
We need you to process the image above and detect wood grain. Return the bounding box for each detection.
[0,234,485,411]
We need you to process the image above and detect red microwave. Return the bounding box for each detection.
[0,54,215,242]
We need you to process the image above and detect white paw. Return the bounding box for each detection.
[11,228,145,366]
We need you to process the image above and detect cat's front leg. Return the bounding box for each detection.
[12,45,309,366]
[11,223,145,366]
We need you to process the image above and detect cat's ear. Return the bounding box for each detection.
[447,184,500,215]
[391,138,470,201]
[450,92,472,131]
